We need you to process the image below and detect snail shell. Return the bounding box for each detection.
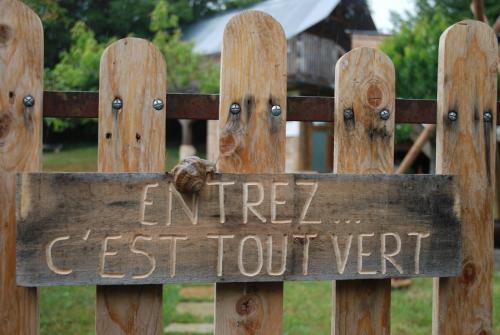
[170,156,216,193]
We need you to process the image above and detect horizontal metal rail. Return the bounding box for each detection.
[42,91,500,124]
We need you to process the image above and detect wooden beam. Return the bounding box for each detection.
[95,37,166,335]
[41,90,500,124]
[0,1,43,333]
[395,125,436,174]
[433,20,497,335]
[16,172,460,286]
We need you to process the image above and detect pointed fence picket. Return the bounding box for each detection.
[0,1,498,335]
[333,46,395,335]
[215,11,287,334]
[0,1,43,334]
[95,37,167,335]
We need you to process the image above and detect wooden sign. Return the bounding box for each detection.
[16,172,460,286]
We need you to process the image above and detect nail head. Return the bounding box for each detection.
[152,98,164,111]
[448,111,457,121]
[271,105,281,117]
[230,103,241,115]
[112,98,123,110]
[379,109,390,120]
[343,108,354,120]
[23,95,35,108]
[484,112,492,122]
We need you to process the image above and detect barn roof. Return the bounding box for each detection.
[183,0,342,55]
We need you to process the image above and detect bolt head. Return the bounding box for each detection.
[271,105,281,117]
[112,98,123,110]
[379,109,390,120]
[448,111,458,121]
[152,98,164,111]
[23,95,35,108]
[484,112,492,122]
[343,108,354,120]
[230,103,241,115]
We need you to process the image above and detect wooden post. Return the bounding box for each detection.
[0,1,43,334]
[433,20,497,335]
[395,124,435,174]
[206,120,219,162]
[96,37,166,334]
[215,11,287,334]
[333,47,395,334]
[179,119,196,160]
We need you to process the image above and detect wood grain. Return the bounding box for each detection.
[16,172,460,286]
[333,47,395,335]
[433,20,497,335]
[96,37,166,335]
[216,10,287,334]
[0,0,43,333]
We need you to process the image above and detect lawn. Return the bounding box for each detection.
[40,144,500,334]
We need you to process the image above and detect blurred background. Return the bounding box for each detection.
[22,0,500,334]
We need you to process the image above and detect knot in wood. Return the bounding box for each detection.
[0,112,12,140]
[235,294,257,316]
[170,156,216,193]
[0,24,12,46]
[458,261,476,286]
[367,83,383,108]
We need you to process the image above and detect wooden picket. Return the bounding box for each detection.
[215,11,287,334]
[333,47,395,334]
[0,1,498,335]
[96,37,167,334]
[434,20,497,335]
[0,1,43,334]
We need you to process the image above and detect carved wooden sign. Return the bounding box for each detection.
[16,172,460,286]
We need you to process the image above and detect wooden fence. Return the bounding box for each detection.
[0,1,498,334]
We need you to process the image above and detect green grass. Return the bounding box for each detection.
[40,144,500,334]
[42,143,182,172]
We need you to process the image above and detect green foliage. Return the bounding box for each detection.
[150,0,220,93]
[25,0,263,68]
[381,0,499,142]
[381,7,451,99]
[44,21,112,131]
[46,21,111,91]
[415,0,500,23]
[27,0,264,132]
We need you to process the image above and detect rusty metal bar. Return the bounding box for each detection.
[42,91,500,124]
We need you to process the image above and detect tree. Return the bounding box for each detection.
[150,0,220,93]
[380,0,499,142]
[25,0,263,133]
[25,0,263,68]
[381,0,499,99]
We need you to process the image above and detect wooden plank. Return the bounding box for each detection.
[433,20,497,335]
[215,10,287,334]
[333,47,395,335]
[41,90,500,124]
[96,37,166,335]
[16,172,460,286]
[0,0,43,333]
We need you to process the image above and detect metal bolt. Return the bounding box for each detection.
[271,105,281,117]
[379,109,390,120]
[230,103,241,115]
[448,111,457,121]
[112,98,123,110]
[484,112,492,122]
[23,95,35,108]
[343,108,354,120]
[152,98,164,111]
